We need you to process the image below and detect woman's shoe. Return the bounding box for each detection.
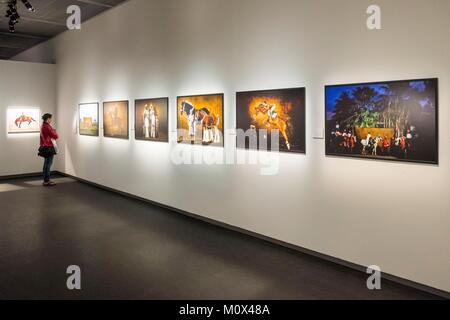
[43,181,56,187]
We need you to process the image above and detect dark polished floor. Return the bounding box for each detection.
[0,175,443,300]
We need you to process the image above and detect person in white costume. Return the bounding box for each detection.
[213,118,221,144]
[188,108,196,141]
[143,105,150,139]
[372,135,382,156]
[149,104,157,139]
[268,104,278,123]
[362,132,372,155]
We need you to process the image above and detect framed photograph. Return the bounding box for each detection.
[177,93,224,147]
[236,87,306,153]
[103,100,129,139]
[135,98,169,143]
[325,78,438,164]
[7,108,40,134]
[79,103,99,136]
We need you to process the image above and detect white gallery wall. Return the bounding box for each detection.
[14,0,450,292]
[0,60,56,176]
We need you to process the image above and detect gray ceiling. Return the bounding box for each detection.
[0,0,128,60]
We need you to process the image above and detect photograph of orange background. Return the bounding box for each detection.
[236,88,306,153]
[177,94,224,146]
[103,101,129,139]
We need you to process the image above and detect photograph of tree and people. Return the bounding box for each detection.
[325,78,438,164]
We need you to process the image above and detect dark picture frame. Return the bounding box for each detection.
[236,87,306,154]
[134,97,169,143]
[176,93,225,147]
[103,100,129,140]
[78,102,99,137]
[325,78,439,165]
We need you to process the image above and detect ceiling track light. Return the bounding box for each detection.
[5,0,36,33]
[21,0,35,12]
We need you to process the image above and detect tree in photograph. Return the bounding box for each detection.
[330,91,355,128]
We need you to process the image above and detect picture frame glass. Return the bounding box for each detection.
[325,78,438,164]
[79,103,99,136]
[103,101,129,139]
[177,94,224,147]
[135,98,169,142]
[7,108,40,134]
[236,88,306,153]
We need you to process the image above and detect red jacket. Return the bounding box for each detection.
[40,122,59,147]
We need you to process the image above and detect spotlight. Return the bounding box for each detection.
[6,5,17,16]
[21,0,35,12]
[4,0,36,32]
[10,12,20,22]
[9,21,16,33]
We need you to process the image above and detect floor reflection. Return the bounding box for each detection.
[0,184,25,193]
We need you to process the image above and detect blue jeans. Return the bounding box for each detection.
[43,155,54,183]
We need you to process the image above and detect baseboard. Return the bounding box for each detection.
[57,171,450,299]
[0,171,59,181]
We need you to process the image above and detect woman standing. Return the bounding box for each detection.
[39,113,59,187]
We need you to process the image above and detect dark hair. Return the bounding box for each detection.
[42,113,53,122]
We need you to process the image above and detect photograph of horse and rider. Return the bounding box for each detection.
[7,108,40,134]
[236,87,306,154]
[325,78,438,164]
[177,94,224,147]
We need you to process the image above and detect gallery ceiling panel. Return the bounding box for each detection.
[0,0,128,60]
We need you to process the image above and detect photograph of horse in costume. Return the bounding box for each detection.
[253,102,291,151]
[236,88,306,154]
[178,94,224,146]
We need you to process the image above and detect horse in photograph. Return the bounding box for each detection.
[15,114,37,128]
[254,102,291,150]
[180,101,197,140]
[372,135,383,156]
[196,108,221,144]
[180,101,221,144]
